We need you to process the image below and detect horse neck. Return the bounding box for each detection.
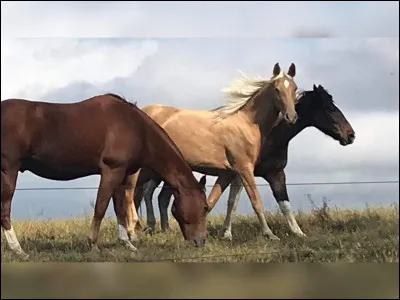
[266,92,315,147]
[240,85,280,135]
[132,104,199,197]
[269,117,309,148]
[146,151,197,198]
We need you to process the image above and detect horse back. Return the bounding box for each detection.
[1,96,143,171]
[140,104,182,125]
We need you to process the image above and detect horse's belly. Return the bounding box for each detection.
[21,158,98,181]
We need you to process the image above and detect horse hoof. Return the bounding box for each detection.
[161,226,170,233]
[295,232,307,237]
[265,233,280,241]
[143,227,154,235]
[18,251,30,261]
[123,240,138,252]
[90,245,101,253]
[222,231,233,241]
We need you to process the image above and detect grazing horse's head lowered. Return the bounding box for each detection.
[296,84,356,146]
[170,181,209,247]
[173,174,208,246]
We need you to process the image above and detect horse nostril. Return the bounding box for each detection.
[193,237,205,247]
[347,132,355,143]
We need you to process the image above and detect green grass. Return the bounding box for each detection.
[1,205,399,262]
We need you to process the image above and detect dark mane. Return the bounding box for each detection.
[104,93,138,106]
[297,85,335,106]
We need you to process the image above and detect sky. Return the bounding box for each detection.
[1,1,399,221]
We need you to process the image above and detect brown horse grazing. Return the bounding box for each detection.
[1,93,208,260]
[126,63,299,241]
[139,84,356,237]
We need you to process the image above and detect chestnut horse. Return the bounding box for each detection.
[1,93,208,260]
[139,84,356,238]
[126,63,299,241]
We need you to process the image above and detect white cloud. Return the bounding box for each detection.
[1,2,398,38]
[1,39,159,100]
[286,111,399,180]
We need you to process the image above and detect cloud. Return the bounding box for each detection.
[285,111,399,182]
[1,39,159,100]
[39,38,397,113]
[1,2,398,38]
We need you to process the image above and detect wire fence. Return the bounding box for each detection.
[3,180,399,262]
[8,179,399,222]
[12,180,400,191]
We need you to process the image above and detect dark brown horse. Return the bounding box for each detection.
[1,93,208,260]
[137,84,356,238]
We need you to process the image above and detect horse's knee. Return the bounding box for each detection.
[1,215,11,230]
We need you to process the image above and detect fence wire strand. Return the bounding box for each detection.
[12,180,400,191]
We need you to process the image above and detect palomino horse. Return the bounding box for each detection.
[1,93,208,260]
[141,84,356,238]
[127,63,299,241]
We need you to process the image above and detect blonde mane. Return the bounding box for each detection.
[212,70,287,120]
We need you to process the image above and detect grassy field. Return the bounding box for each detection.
[1,204,399,262]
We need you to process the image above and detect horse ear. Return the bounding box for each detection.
[313,84,318,92]
[287,63,296,77]
[199,175,207,188]
[273,63,281,76]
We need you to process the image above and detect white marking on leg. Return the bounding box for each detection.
[117,223,137,251]
[222,178,243,240]
[117,223,130,241]
[222,209,233,241]
[3,226,29,259]
[284,79,290,88]
[278,200,306,236]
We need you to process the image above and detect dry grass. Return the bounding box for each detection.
[1,204,399,262]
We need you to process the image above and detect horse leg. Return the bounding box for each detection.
[112,185,138,252]
[122,172,140,241]
[1,167,29,260]
[143,180,158,234]
[88,167,126,252]
[222,175,243,241]
[237,166,280,240]
[158,182,174,232]
[265,171,306,237]
[132,169,161,232]
[206,174,235,213]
